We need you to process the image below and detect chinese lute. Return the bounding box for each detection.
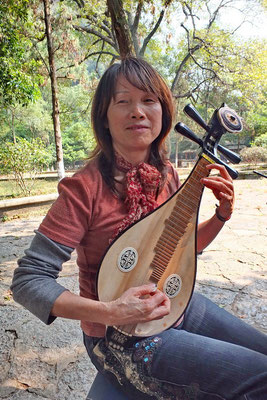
[97,104,242,349]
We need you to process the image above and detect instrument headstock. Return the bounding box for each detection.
[175,104,242,179]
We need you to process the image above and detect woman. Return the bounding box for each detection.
[11,57,267,399]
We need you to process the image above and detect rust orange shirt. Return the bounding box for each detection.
[39,158,181,337]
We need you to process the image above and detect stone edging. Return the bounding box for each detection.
[0,193,58,210]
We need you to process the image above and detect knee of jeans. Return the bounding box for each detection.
[185,292,204,314]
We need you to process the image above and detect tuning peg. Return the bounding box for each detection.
[174,122,203,147]
[183,104,210,132]
[219,161,239,179]
[217,145,241,164]
[174,122,241,164]
[204,149,239,179]
[217,107,243,133]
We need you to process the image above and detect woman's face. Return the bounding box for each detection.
[106,75,162,160]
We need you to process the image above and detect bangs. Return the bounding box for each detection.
[119,58,164,100]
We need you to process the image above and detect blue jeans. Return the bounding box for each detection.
[84,293,267,399]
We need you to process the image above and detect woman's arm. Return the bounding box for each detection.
[51,284,170,326]
[11,231,73,324]
[11,232,170,327]
[197,163,234,253]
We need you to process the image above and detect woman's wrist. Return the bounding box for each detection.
[215,205,232,222]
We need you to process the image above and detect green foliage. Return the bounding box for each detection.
[62,122,95,168]
[0,137,53,196]
[0,98,54,144]
[252,134,267,148]
[0,0,267,190]
[246,102,267,140]
[240,146,267,164]
[0,0,42,106]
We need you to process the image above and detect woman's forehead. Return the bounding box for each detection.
[113,74,157,96]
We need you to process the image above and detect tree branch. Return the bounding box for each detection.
[129,0,143,55]
[85,14,114,39]
[207,0,233,31]
[139,9,165,56]
[173,78,208,99]
[96,41,105,77]
[73,24,117,50]
[132,0,143,34]
[190,54,224,83]
[32,41,50,75]
[72,0,85,8]
[171,43,202,92]
[56,50,119,73]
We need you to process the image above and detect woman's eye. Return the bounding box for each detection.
[117,99,127,104]
[144,98,156,103]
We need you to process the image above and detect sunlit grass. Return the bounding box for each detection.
[0,179,58,200]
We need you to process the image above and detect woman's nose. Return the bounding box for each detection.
[130,103,145,119]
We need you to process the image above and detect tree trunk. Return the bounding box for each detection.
[43,0,65,180]
[107,0,135,58]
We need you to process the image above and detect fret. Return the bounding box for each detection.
[153,252,169,263]
[155,239,176,252]
[174,203,192,217]
[170,210,189,225]
[155,241,175,254]
[182,188,200,204]
[161,231,180,246]
[152,263,167,274]
[150,156,209,282]
[164,223,185,238]
[150,271,162,279]
[178,193,196,209]
[155,243,173,256]
[167,215,187,228]
[153,257,170,269]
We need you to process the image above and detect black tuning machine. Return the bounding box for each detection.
[175,104,242,179]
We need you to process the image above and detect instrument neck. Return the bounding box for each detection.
[150,154,211,283]
[183,153,212,195]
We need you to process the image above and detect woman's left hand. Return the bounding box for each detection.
[200,164,234,219]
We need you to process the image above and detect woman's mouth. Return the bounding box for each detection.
[127,125,149,131]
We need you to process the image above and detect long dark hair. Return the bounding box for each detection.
[90,57,174,192]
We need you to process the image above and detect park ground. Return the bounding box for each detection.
[0,177,266,399]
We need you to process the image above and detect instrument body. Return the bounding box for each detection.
[96,103,242,344]
[97,155,211,337]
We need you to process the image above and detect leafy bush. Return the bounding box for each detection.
[240,146,267,164]
[0,137,52,196]
[252,133,267,148]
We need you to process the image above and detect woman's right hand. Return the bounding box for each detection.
[104,284,171,326]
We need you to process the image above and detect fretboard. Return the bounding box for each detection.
[150,156,211,282]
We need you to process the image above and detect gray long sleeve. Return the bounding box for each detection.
[11,231,74,325]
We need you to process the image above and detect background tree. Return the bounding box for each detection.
[0,0,266,193]
[0,137,52,196]
[43,0,65,180]
[70,0,266,160]
[0,0,41,109]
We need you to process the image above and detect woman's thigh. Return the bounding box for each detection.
[182,293,267,356]
[147,293,267,399]
[150,325,267,399]
[84,293,267,399]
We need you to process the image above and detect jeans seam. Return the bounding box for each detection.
[150,377,227,400]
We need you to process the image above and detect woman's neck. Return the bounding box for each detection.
[113,146,150,166]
